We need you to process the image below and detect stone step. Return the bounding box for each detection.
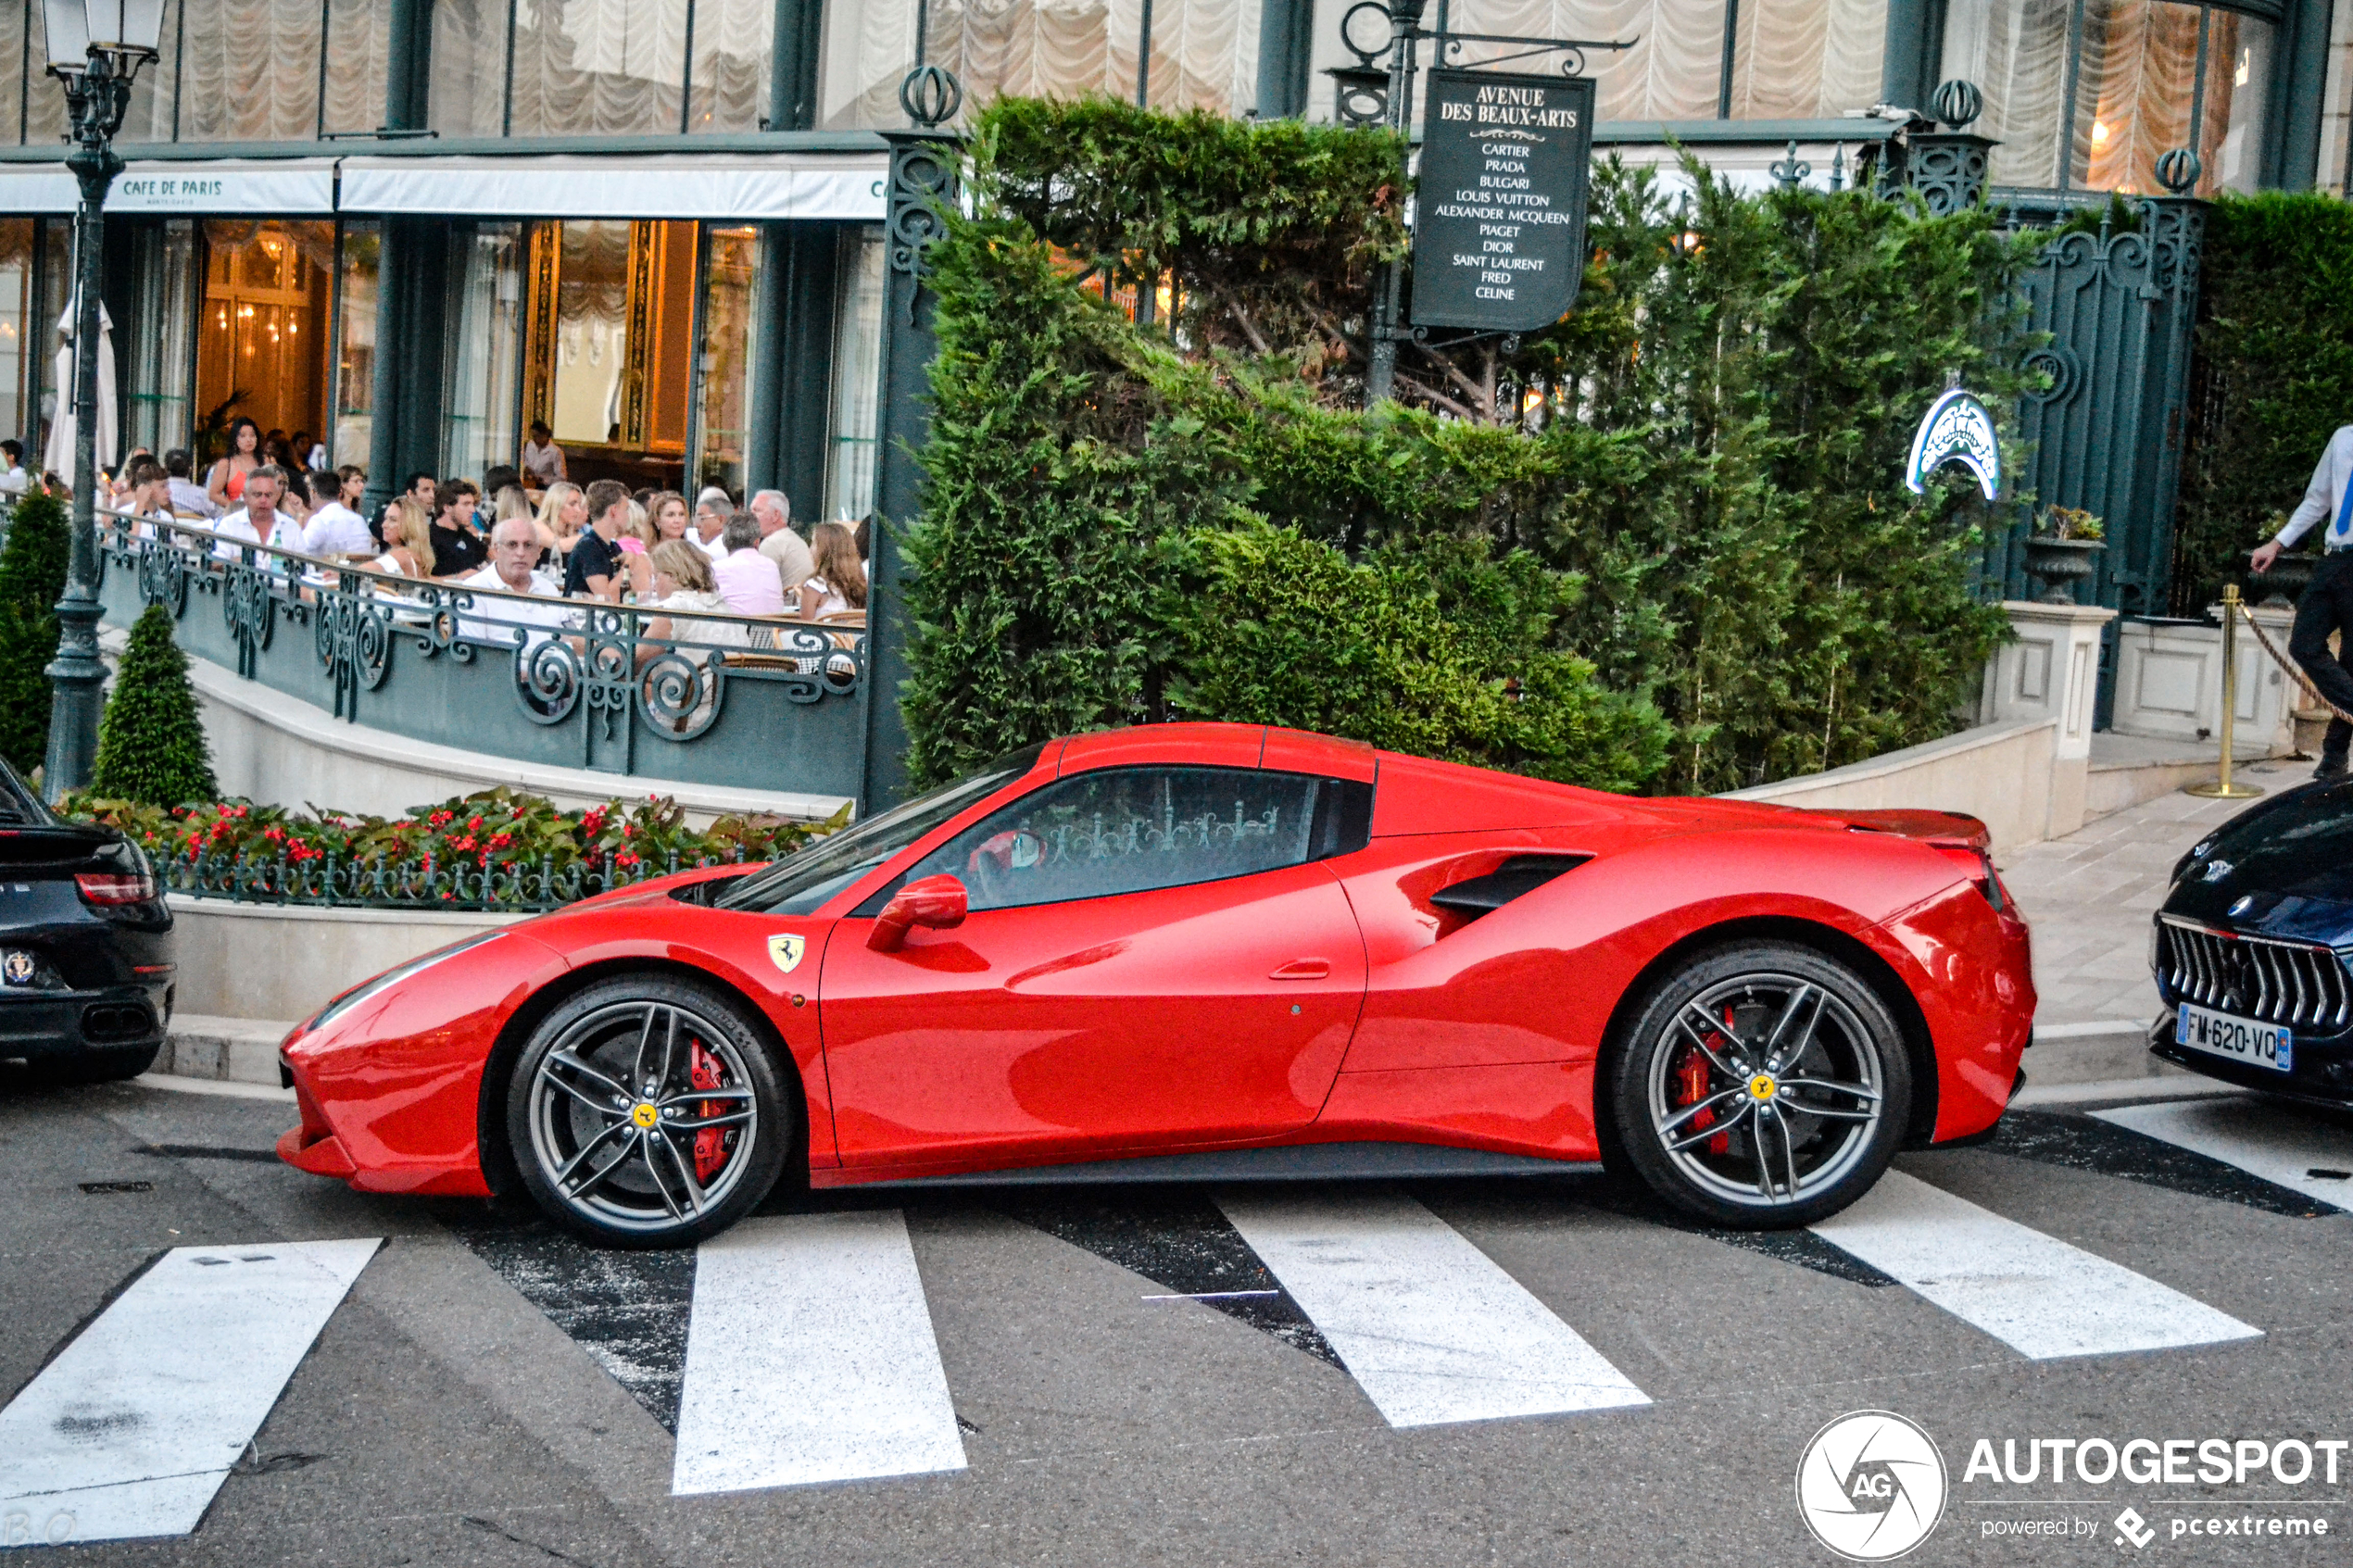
[157,1013,296,1087]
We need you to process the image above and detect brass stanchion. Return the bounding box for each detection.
[2186,583,2266,799]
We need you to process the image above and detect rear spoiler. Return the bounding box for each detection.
[1829,809,1992,854]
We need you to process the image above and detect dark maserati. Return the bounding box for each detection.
[0,759,173,1082]
[2152,775,2353,1104]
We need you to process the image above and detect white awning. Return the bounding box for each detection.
[0,167,82,214]
[337,154,889,220]
[108,158,338,214]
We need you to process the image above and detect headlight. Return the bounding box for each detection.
[306,932,506,1034]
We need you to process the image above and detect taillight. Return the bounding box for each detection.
[1929,842,2007,911]
[76,871,158,905]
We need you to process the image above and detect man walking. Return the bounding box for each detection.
[2254,423,2353,780]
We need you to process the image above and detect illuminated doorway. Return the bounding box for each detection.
[195,220,334,464]
[522,219,695,491]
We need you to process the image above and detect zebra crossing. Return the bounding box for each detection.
[4,1089,2347,1549]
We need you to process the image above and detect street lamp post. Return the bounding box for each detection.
[37,0,159,803]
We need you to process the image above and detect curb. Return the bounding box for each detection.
[157,1013,296,1088]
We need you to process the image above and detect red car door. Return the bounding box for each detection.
[816,765,1369,1171]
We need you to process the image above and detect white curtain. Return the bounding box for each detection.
[179,0,324,142]
[1941,0,2073,187]
[432,0,510,135]
[820,0,1261,129]
[510,0,691,136]
[688,0,774,132]
[1727,0,1884,118]
[324,0,392,133]
[1442,0,1725,121]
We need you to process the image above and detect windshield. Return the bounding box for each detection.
[715,745,1047,916]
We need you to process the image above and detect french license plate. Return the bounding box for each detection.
[2175,1002,2294,1073]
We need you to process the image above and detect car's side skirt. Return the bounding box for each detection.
[825,1140,1605,1189]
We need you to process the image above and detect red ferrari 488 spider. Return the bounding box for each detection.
[277,724,2034,1247]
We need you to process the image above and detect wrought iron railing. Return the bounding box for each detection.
[94,509,871,802]
[165,842,753,912]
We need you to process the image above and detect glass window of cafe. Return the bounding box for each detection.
[429,0,775,136]
[1943,0,2276,195]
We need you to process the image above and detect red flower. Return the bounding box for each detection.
[467,815,483,831]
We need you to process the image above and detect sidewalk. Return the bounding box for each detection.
[1996,754,2311,1080]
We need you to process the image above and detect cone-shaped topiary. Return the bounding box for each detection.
[90,603,217,807]
[0,487,69,774]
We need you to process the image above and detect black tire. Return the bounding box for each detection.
[506,974,793,1248]
[34,1042,161,1085]
[1608,942,1911,1229]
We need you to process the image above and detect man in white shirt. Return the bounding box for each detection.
[0,440,27,497]
[210,465,291,559]
[691,488,733,558]
[297,469,374,556]
[521,420,566,487]
[2255,424,2353,780]
[459,516,575,650]
[750,489,815,594]
[162,448,219,519]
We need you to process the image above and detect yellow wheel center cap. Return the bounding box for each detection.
[630,1101,661,1129]
[1747,1073,1779,1102]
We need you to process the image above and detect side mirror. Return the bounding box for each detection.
[867,873,968,953]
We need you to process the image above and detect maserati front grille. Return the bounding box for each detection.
[2158,917,2353,1032]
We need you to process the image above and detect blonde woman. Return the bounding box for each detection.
[615,497,654,596]
[639,539,746,650]
[797,521,868,620]
[533,481,585,559]
[371,495,434,581]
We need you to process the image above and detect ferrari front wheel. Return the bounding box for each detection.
[1610,943,1910,1229]
[507,975,793,1248]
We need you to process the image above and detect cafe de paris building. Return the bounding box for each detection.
[0,0,2337,518]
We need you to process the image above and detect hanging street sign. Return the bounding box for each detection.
[1408,67,1596,333]
[1905,386,2002,501]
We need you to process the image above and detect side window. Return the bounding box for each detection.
[897,767,1328,912]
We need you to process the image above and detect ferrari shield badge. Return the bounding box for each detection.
[767,934,806,974]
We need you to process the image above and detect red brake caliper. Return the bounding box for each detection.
[1671,1007,1737,1156]
[689,1039,729,1183]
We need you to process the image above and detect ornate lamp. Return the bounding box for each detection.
[36,0,162,801]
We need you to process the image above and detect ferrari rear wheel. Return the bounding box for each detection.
[1610,943,1910,1229]
[507,975,792,1248]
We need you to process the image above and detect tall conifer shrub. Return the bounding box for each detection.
[91,604,218,807]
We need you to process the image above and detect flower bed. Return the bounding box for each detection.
[65,786,845,911]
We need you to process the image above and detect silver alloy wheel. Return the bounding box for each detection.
[1642,972,1884,1209]
[524,998,760,1236]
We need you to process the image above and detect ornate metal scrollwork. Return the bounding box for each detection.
[136,539,189,617]
[639,649,724,742]
[1770,142,1812,191]
[1905,137,1991,216]
[220,553,276,679]
[513,634,584,726]
[2155,146,2202,195]
[887,140,957,288]
[313,588,392,720]
[2021,344,2082,406]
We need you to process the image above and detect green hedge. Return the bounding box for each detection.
[0,489,68,775]
[2174,192,2353,612]
[904,100,2028,797]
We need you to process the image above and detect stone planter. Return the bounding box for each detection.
[2247,548,2317,609]
[2023,536,2105,605]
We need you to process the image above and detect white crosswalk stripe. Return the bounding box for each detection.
[671,1210,965,1495]
[2092,1097,2353,1208]
[0,1238,378,1549]
[1809,1170,2260,1360]
[1214,1189,1651,1429]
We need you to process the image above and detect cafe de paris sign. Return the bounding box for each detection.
[1409,68,1596,333]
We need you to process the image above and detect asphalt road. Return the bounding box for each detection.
[4,1071,2352,1567]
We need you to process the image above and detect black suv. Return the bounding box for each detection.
[0,760,173,1081]
[2152,775,2353,1106]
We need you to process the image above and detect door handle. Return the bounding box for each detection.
[1269,959,1330,981]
